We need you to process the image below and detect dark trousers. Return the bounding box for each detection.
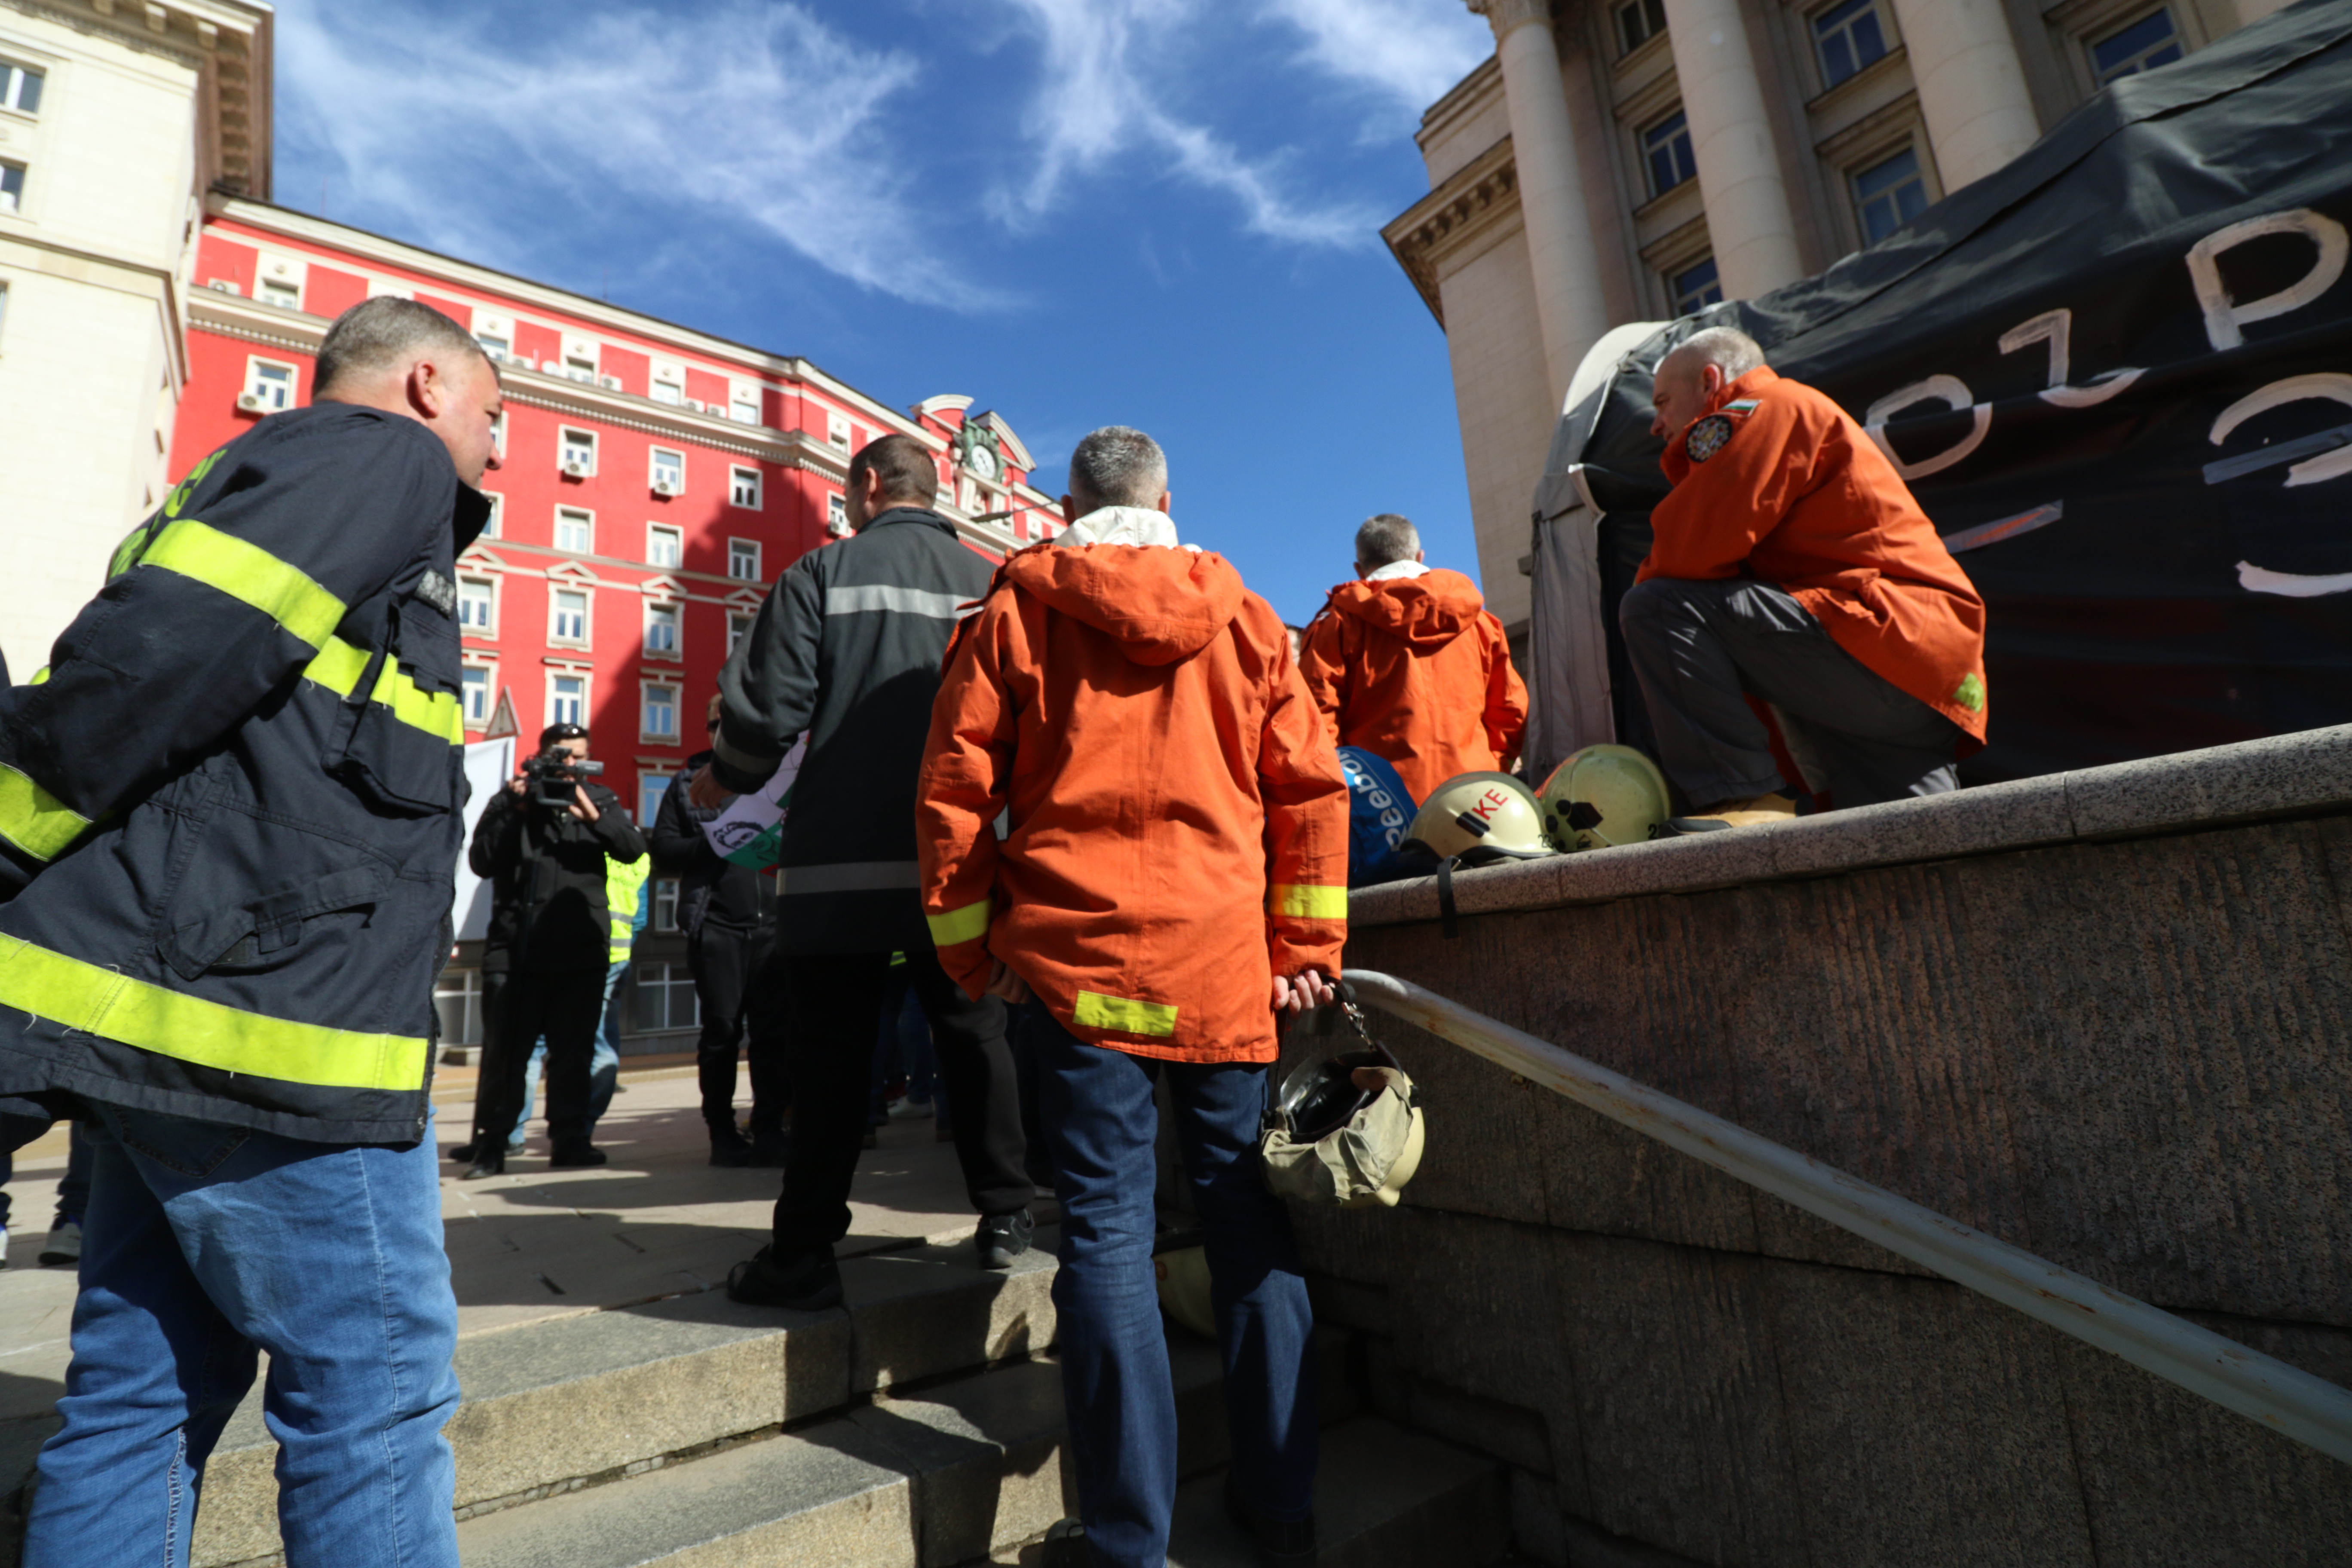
[1620,576,1964,810]
[688,923,789,1138]
[471,967,606,1149]
[1026,1003,1316,1567]
[770,947,1030,1259]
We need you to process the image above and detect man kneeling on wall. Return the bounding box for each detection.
[1624,327,1990,831]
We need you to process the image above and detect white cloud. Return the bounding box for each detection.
[995,0,1379,248]
[273,0,1005,311]
[1265,0,1494,115]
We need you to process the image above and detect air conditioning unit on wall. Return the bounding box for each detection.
[652,479,681,497]
[562,459,590,478]
[236,392,265,412]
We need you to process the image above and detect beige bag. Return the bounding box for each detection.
[1261,1063,1426,1209]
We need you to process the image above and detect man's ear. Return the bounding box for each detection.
[407,359,446,420]
[1702,363,1727,397]
[1153,490,1171,516]
[1414,548,1425,563]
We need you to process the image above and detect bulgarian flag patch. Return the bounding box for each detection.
[1723,398,1761,416]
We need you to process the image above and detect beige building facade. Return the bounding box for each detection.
[0,0,270,675]
[1390,0,2296,633]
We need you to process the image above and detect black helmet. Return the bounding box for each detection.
[1272,1041,1403,1143]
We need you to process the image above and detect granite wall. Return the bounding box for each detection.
[1293,732,2352,1567]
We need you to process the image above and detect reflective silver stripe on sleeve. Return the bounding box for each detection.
[824,585,971,619]
[775,861,924,894]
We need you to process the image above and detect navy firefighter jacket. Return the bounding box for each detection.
[0,402,489,1145]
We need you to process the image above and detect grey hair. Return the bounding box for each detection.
[315,296,490,395]
[1666,326,1768,380]
[1355,513,1421,569]
[1067,426,1168,512]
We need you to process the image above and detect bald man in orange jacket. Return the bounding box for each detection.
[1623,327,1988,831]
[1298,512,1527,803]
[919,426,1348,1568]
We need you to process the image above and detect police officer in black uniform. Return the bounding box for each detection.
[458,722,644,1178]
[0,297,497,1568]
[650,693,787,1167]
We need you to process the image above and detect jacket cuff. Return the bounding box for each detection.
[710,728,775,795]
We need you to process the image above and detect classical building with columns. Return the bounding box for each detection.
[1389,0,2294,635]
[0,0,271,677]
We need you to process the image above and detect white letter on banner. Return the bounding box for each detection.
[2212,372,2352,598]
[1865,376,1991,480]
[1997,308,2144,408]
[2186,209,2349,352]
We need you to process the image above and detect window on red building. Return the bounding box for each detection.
[641,682,678,742]
[827,493,849,536]
[242,358,297,413]
[649,447,683,495]
[728,539,760,581]
[729,466,761,509]
[646,523,682,568]
[644,600,680,658]
[481,492,503,537]
[548,673,586,726]
[457,576,495,631]
[560,428,596,475]
[728,612,753,653]
[551,589,589,645]
[827,411,851,450]
[461,666,491,725]
[554,507,593,554]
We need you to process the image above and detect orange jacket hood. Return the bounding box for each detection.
[1323,568,1484,652]
[1002,544,1244,667]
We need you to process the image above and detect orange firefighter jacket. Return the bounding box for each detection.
[918,542,1350,1064]
[1645,365,1989,744]
[1298,567,1528,803]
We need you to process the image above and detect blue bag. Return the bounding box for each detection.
[1339,747,1418,888]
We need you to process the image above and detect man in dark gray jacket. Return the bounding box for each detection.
[698,434,1032,1310]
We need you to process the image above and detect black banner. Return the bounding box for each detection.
[1568,0,2352,781]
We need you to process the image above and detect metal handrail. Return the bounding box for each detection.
[1342,968,2352,1466]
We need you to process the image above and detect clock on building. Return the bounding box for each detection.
[958,423,1002,484]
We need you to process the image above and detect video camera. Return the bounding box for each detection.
[522,747,604,808]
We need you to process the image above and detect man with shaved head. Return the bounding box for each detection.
[1623,326,1989,830]
[4,294,497,1565]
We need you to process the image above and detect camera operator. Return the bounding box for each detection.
[458,722,645,1178]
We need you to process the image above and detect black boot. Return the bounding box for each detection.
[548,1141,608,1169]
[709,1123,755,1167]
[725,1245,842,1311]
[461,1149,505,1180]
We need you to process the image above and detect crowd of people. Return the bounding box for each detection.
[0,295,1984,1567]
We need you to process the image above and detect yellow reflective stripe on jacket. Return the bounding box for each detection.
[29,666,49,685]
[1072,989,1179,1038]
[0,763,92,864]
[300,637,464,746]
[925,897,992,947]
[1269,883,1347,920]
[141,520,346,649]
[0,935,429,1092]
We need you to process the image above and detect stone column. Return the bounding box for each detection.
[1468,0,1613,408]
[1660,0,1805,299]
[1888,0,2041,192]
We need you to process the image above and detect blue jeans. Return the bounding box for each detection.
[1027,1004,1317,1568]
[25,1107,461,1568]
[517,959,628,1143]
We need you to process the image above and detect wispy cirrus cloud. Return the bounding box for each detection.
[992,0,1381,248]
[274,0,1007,311]
[1265,0,1495,116]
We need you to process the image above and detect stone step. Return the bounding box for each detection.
[190,1237,1061,1568]
[455,1408,1501,1568]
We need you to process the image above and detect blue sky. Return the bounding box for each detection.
[271,0,1498,625]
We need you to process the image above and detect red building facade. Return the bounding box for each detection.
[174,197,1059,830]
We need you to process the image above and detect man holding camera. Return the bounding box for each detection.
[459,721,645,1178]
